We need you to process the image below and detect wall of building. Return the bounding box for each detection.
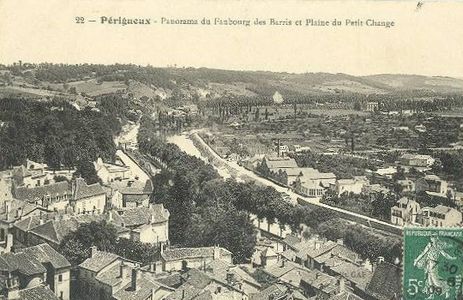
[53,269,70,300]
[74,194,106,214]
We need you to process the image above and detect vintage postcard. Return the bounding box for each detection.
[0,0,462,299]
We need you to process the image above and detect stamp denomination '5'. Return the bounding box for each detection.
[404,228,463,299]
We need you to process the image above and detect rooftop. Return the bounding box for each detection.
[161,246,232,262]
[17,243,71,270]
[117,204,169,227]
[79,250,120,273]
[18,285,60,300]
[73,178,105,200]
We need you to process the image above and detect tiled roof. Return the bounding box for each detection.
[330,261,373,291]
[18,243,70,269]
[79,250,120,273]
[124,194,150,203]
[329,291,364,300]
[204,260,260,288]
[113,276,171,300]
[26,213,121,245]
[264,157,298,169]
[15,181,70,202]
[300,270,338,294]
[249,283,287,300]
[74,178,105,200]
[118,204,169,227]
[302,240,337,259]
[18,284,60,300]
[0,199,48,222]
[161,246,231,262]
[262,261,299,278]
[0,252,46,276]
[110,179,153,195]
[366,262,401,300]
[282,234,301,249]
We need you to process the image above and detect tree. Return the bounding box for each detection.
[73,160,101,184]
[59,221,160,266]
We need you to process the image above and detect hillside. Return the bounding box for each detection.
[1,64,463,108]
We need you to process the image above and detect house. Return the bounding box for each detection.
[14,181,72,212]
[374,167,397,179]
[109,179,153,209]
[13,212,128,248]
[420,205,462,227]
[400,154,434,168]
[363,102,378,112]
[2,284,61,300]
[0,243,71,300]
[94,158,131,184]
[202,259,262,296]
[250,283,309,300]
[14,178,106,215]
[160,246,233,272]
[390,197,421,226]
[9,160,54,188]
[258,156,298,173]
[293,169,336,197]
[260,247,278,267]
[70,178,106,214]
[334,177,369,196]
[415,175,448,196]
[165,268,247,300]
[0,200,50,250]
[78,247,174,300]
[397,179,415,193]
[114,204,170,245]
[365,262,401,300]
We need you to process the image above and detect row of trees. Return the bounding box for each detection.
[138,116,401,263]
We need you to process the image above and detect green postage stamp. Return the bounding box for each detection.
[403,227,463,299]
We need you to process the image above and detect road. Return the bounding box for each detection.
[189,131,403,235]
[167,133,232,179]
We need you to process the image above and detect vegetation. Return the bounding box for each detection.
[59,221,159,266]
[0,97,119,170]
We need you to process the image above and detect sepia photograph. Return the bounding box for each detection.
[0,0,463,299]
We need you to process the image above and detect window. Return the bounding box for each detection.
[58,274,63,282]
[60,291,63,300]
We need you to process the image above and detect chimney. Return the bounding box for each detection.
[131,268,139,291]
[182,289,185,300]
[226,272,235,285]
[150,214,155,224]
[120,261,129,279]
[108,211,113,222]
[15,207,22,219]
[213,245,221,260]
[339,277,346,294]
[314,241,321,250]
[4,234,13,253]
[90,246,98,258]
[336,238,344,246]
[6,276,20,300]
[5,201,10,220]
[377,256,385,264]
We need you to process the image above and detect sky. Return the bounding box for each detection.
[1,0,463,77]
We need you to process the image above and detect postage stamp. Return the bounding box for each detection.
[403,227,463,299]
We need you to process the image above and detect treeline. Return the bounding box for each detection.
[0,97,119,170]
